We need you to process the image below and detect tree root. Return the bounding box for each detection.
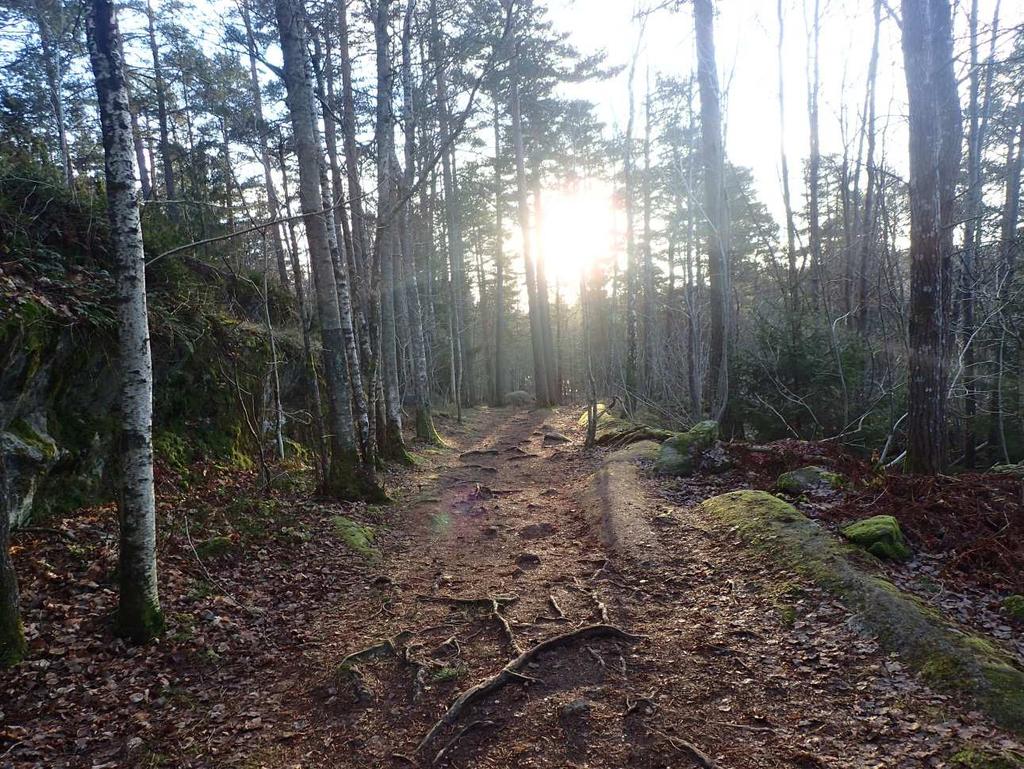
[653,729,719,769]
[431,720,495,765]
[337,630,415,672]
[418,594,520,653]
[416,624,643,757]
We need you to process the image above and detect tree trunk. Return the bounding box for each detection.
[492,98,508,405]
[273,0,382,499]
[87,0,163,642]
[398,0,441,444]
[901,0,962,474]
[693,0,729,424]
[429,0,466,415]
[0,458,26,668]
[241,0,290,287]
[856,0,881,336]
[37,6,74,191]
[510,38,550,406]
[374,0,410,462]
[145,0,177,218]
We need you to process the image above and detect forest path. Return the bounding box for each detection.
[265,406,1012,768]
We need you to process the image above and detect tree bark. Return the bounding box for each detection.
[510,38,550,406]
[144,0,177,219]
[273,0,383,499]
[492,98,508,405]
[0,457,26,668]
[693,0,729,424]
[241,0,290,287]
[901,0,962,474]
[87,0,163,642]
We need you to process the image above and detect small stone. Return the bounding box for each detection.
[516,552,541,568]
[559,699,592,719]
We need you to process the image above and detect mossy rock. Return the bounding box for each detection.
[952,745,1024,769]
[1004,595,1024,622]
[579,405,671,447]
[332,516,379,559]
[577,403,608,427]
[655,420,718,476]
[700,490,1024,734]
[841,515,911,561]
[776,465,844,494]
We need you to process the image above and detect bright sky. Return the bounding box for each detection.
[547,0,1013,223]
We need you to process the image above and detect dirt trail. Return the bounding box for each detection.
[268,407,1018,768]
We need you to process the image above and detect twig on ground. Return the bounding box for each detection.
[548,594,565,618]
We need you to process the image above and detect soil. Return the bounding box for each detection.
[3,406,1023,768]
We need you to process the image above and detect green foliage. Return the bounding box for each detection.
[1004,595,1024,621]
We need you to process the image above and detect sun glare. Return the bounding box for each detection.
[533,181,617,289]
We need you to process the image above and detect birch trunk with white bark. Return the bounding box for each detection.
[87,0,163,642]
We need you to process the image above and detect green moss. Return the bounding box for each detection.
[8,418,57,460]
[841,515,911,561]
[332,516,379,559]
[195,536,234,560]
[431,664,468,683]
[776,465,844,494]
[1004,595,1024,621]
[578,403,608,427]
[776,604,797,628]
[655,420,718,476]
[116,596,165,644]
[952,745,1024,769]
[0,617,27,669]
[699,490,1024,734]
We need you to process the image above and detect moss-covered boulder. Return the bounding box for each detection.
[776,465,844,495]
[1004,595,1024,622]
[332,516,379,559]
[700,490,1024,734]
[841,515,911,561]
[655,420,718,476]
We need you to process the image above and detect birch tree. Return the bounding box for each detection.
[273,0,383,500]
[86,0,163,641]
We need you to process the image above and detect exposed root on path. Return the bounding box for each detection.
[336,631,416,701]
[431,720,495,765]
[419,593,521,653]
[653,729,720,769]
[415,624,643,758]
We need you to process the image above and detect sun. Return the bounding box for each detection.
[534,180,616,289]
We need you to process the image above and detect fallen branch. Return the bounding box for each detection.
[416,624,643,756]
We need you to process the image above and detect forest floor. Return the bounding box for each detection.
[2,406,1023,768]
